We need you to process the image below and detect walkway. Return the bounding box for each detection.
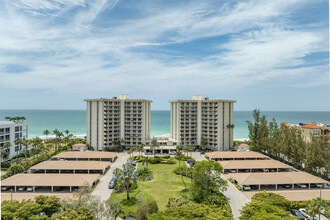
[92,152,130,201]
[190,152,250,220]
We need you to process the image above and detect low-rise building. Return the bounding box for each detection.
[206,151,269,161]
[281,121,330,142]
[51,151,118,162]
[0,121,28,161]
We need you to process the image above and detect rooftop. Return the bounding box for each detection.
[219,160,292,170]
[30,161,110,170]
[229,172,328,185]
[1,174,99,186]
[52,151,118,159]
[206,151,269,159]
[300,124,323,129]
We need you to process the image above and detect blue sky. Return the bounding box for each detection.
[0,0,329,111]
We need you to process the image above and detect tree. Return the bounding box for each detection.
[307,197,329,220]
[117,163,138,200]
[150,138,159,158]
[105,200,124,220]
[137,143,145,156]
[14,201,42,219]
[149,203,233,220]
[141,156,149,169]
[192,160,228,207]
[201,137,207,151]
[14,138,23,156]
[35,195,61,217]
[5,116,26,123]
[175,150,186,191]
[135,198,159,220]
[3,141,11,160]
[43,130,50,140]
[53,207,95,220]
[1,200,21,220]
[127,147,135,158]
[240,192,294,220]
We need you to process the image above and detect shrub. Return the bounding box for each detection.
[149,157,161,164]
[174,167,188,176]
[162,155,170,159]
[235,185,242,190]
[135,198,159,220]
[137,168,153,181]
[166,158,176,164]
[1,162,11,168]
[130,182,138,190]
[228,178,234,183]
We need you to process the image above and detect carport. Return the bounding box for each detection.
[29,161,110,174]
[143,146,176,154]
[52,151,118,162]
[229,172,329,191]
[1,174,100,193]
[206,151,269,161]
[219,160,292,174]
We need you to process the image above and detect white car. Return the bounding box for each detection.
[17,187,26,191]
[1,186,7,191]
[243,185,251,191]
[26,187,33,192]
[298,184,307,188]
[299,208,312,220]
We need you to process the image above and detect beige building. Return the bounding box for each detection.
[170,96,236,150]
[84,95,151,150]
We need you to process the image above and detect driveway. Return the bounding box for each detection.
[190,152,250,220]
[222,175,250,219]
[92,152,130,201]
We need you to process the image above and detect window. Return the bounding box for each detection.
[15,126,19,132]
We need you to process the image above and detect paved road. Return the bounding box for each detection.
[190,152,250,220]
[92,152,130,201]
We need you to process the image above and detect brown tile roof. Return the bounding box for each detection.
[52,151,118,159]
[229,172,328,185]
[30,161,110,170]
[205,151,269,159]
[1,174,99,187]
[301,124,322,129]
[219,160,291,170]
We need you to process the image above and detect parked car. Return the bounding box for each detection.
[298,184,307,189]
[284,184,291,189]
[187,159,193,164]
[17,187,26,191]
[26,187,33,192]
[108,176,117,189]
[169,151,176,155]
[299,208,312,220]
[128,160,137,166]
[200,151,206,155]
[145,152,153,155]
[243,185,251,191]
[290,209,305,220]
[1,186,7,191]
[54,187,62,191]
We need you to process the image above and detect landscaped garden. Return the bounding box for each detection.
[110,157,192,217]
[110,154,233,219]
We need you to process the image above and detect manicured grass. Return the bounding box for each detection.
[110,158,192,217]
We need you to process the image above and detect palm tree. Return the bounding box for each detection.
[127,148,135,158]
[201,137,207,151]
[137,143,145,157]
[150,138,159,158]
[3,141,11,161]
[117,163,138,200]
[141,156,149,170]
[176,150,186,191]
[21,139,29,158]
[43,130,50,140]
[0,147,8,161]
[307,197,328,219]
[14,138,22,156]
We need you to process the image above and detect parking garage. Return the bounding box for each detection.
[29,161,110,174]
[144,146,177,154]
[51,151,118,162]
[206,151,269,161]
[219,160,292,174]
[229,172,329,191]
[1,174,100,193]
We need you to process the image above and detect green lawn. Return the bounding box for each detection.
[110,158,192,217]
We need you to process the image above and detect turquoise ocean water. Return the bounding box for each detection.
[0,110,329,140]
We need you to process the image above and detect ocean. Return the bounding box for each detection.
[0,110,329,140]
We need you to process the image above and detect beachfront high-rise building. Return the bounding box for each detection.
[84,95,151,150]
[170,95,236,151]
[0,121,28,161]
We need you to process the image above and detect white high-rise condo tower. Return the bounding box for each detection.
[170,95,236,151]
[84,95,152,150]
